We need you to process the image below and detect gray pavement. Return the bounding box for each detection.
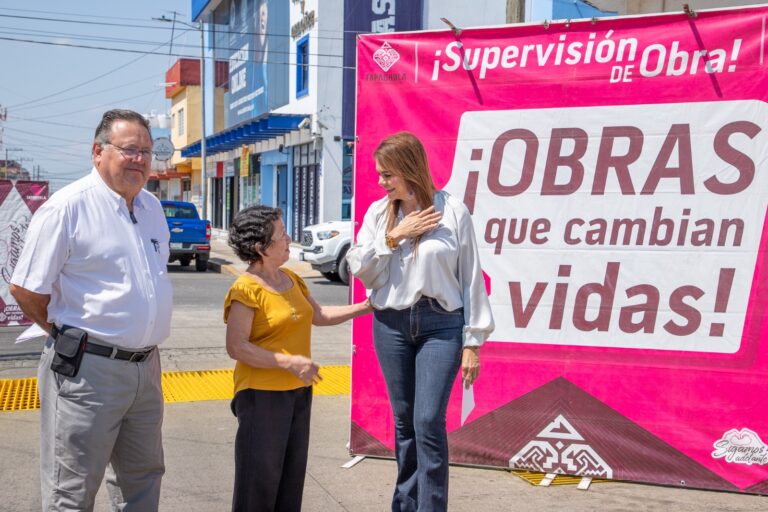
[1,238,766,510]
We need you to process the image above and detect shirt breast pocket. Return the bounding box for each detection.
[147,235,170,275]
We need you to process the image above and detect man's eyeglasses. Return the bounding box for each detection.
[105,143,153,160]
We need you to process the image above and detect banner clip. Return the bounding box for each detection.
[440,18,462,37]
[683,4,697,18]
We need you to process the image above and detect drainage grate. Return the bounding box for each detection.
[162,369,235,403]
[0,378,40,411]
[314,365,350,396]
[511,470,609,486]
[0,365,351,412]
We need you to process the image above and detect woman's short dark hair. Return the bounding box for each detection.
[228,205,283,264]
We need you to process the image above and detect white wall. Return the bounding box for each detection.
[317,0,344,222]
[591,0,767,15]
[273,0,319,117]
[423,0,508,30]
[271,0,345,223]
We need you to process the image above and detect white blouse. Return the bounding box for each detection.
[347,191,494,347]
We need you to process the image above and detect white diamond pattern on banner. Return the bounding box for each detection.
[509,414,613,478]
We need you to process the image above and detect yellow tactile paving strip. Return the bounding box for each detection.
[0,377,39,412]
[0,365,351,412]
[511,470,610,486]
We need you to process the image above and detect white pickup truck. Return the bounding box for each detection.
[299,220,352,285]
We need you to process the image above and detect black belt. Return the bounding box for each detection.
[52,325,155,363]
[84,342,155,363]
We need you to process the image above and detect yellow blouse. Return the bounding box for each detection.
[224,268,313,393]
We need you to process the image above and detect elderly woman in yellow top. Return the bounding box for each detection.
[224,205,371,512]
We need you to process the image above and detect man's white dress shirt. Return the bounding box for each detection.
[12,167,172,349]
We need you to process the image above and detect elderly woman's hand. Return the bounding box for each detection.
[389,206,442,242]
[461,347,480,389]
[286,355,322,386]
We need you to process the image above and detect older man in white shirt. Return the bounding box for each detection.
[10,109,173,512]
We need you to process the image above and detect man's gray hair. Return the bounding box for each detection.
[93,109,152,145]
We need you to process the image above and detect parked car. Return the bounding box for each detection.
[299,220,352,284]
[160,200,211,272]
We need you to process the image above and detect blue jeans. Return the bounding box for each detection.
[373,296,464,512]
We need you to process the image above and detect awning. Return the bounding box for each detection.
[181,114,307,158]
[149,170,191,180]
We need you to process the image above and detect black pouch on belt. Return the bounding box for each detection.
[50,325,88,378]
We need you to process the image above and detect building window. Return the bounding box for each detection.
[178,108,185,136]
[296,35,309,98]
[291,143,321,240]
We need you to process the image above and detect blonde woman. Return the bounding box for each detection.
[347,132,494,511]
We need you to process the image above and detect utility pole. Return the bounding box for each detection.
[3,147,23,179]
[199,18,207,221]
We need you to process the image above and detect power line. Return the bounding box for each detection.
[5,27,192,110]
[14,89,163,121]
[3,135,89,149]
[0,13,187,31]
[0,7,165,23]
[7,116,93,129]
[0,11,373,41]
[9,72,167,113]
[0,26,179,46]
[0,6,372,36]
[0,26,345,60]
[3,125,87,144]
[0,36,354,71]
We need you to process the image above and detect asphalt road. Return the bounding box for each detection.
[0,263,350,377]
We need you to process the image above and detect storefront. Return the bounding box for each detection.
[189,0,346,236]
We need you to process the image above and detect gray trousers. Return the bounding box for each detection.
[38,336,165,512]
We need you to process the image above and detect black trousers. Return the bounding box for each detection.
[231,386,313,512]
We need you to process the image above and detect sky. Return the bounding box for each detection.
[0,0,197,191]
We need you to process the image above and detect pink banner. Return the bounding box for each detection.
[350,6,768,494]
[0,180,49,327]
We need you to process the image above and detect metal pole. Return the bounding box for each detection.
[199,20,208,221]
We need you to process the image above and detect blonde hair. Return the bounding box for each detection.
[374,132,436,244]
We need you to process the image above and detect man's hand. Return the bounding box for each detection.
[389,206,442,242]
[461,347,480,389]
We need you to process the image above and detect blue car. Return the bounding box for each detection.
[161,200,211,272]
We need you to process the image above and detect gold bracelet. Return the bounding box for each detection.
[384,233,399,250]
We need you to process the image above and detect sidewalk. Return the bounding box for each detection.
[207,235,321,279]
[1,240,766,510]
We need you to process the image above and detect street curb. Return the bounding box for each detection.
[207,256,323,280]
[207,258,243,276]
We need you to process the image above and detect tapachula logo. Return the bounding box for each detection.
[373,41,400,71]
